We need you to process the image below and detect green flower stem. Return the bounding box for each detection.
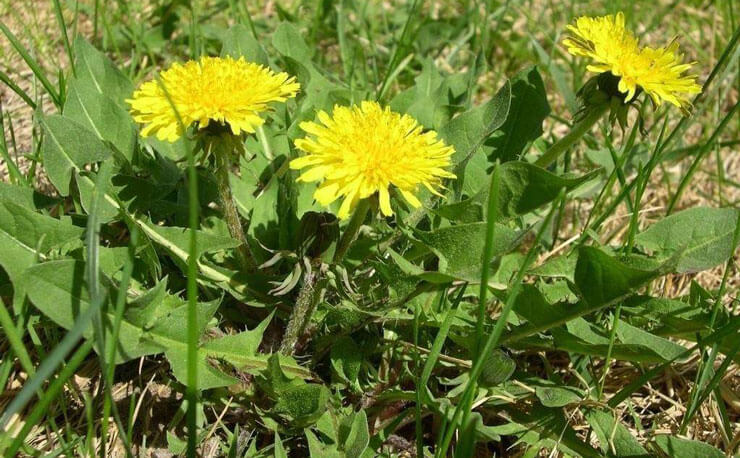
[213,141,256,272]
[534,102,609,168]
[333,198,371,263]
[280,198,371,355]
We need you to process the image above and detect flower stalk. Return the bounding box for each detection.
[534,102,609,168]
[279,198,371,356]
[210,137,257,272]
[332,198,371,263]
[279,261,322,355]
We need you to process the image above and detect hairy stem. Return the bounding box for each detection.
[280,198,371,355]
[214,143,256,272]
[333,198,371,263]
[279,263,322,355]
[535,103,609,168]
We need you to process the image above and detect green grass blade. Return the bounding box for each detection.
[690,339,740,423]
[608,316,740,409]
[50,0,75,76]
[0,70,37,109]
[436,189,564,457]
[0,101,26,185]
[666,101,740,214]
[597,305,621,400]
[0,20,62,107]
[412,291,426,458]
[101,227,138,456]
[376,0,422,100]
[0,301,35,377]
[3,340,94,456]
[84,163,117,458]
[416,286,465,457]
[474,165,501,357]
[0,290,106,432]
[680,210,740,431]
[420,288,466,391]
[585,118,668,238]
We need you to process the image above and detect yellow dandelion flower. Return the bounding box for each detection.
[290,101,455,220]
[563,12,701,112]
[127,56,300,142]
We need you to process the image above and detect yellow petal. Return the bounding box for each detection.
[297,166,329,183]
[399,189,422,208]
[378,187,393,216]
[314,182,340,206]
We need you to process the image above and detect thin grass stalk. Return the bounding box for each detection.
[420,288,464,391]
[153,71,200,457]
[666,101,740,214]
[0,101,26,185]
[583,120,639,230]
[535,103,609,168]
[376,0,422,100]
[84,163,133,457]
[436,190,564,456]
[413,296,423,458]
[0,281,109,435]
[624,162,650,253]
[0,21,61,107]
[680,210,740,431]
[597,305,621,401]
[4,340,95,456]
[474,164,501,357]
[51,0,75,76]
[550,149,572,248]
[0,302,34,376]
[101,228,138,457]
[99,0,122,63]
[584,118,668,240]
[691,338,740,424]
[185,135,200,458]
[0,70,37,109]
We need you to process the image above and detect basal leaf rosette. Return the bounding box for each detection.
[290,101,456,220]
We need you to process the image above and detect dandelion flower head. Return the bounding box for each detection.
[563,12,701,113]
[290,101,456,219]
[127,56,300,142]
